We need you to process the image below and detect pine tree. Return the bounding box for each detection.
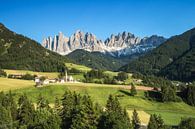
[148,114,158,129]
[17,94,35,128]
[54,97,61,113]
[186,84,195,106]
[70,105,96,129]
[130,83,137,96]
[7,91,18,121]
[98,95,132,129]
[178,118,195,129]
[32,109,61,129]
[37,94,50,110]
[0,106,13,129]
[132,109,140,129]
[148,114,166,129]
[61,91,77,129]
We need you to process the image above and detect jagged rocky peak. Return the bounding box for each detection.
[105,31,141,48]
[140,35,166,46]
[42,30,166,57]
[42,30,106,55]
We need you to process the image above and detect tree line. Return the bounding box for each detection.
[0,90,195,129]
[83,69,129,84]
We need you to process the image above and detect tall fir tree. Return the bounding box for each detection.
[0,106,13,129]
[130,83,137,96]
[132,109,140,129]
[17,94,35,128]
[37,94,50,110]
[98,95,132,129]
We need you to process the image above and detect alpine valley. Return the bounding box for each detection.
[1,1,195,129]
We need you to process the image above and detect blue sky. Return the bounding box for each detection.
[1,0,195,42]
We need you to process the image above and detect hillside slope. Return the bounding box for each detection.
[67,49,128,71]
[121,28,195,76]
[0,23,71,72]
[159,35,195,81]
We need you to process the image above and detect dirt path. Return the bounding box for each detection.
[55,82,155,91]
[120,85,154,91]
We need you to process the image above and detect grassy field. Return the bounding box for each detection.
[65,63,91,72]
[0,77,34,91]
[11,82,195,126]
[4,69,59,78]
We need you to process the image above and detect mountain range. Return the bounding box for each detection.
[0,22,194,82]
[42,31,166,57]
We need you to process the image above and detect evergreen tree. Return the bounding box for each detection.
[186,83,195,106]
[1,91,18,121]
[7,91,18,121]
[130,83,137,96]
[70,105,96,129]
[17,94,35,128]
[0,106,13,129]
[81,95,99,128]
[54,97,61,113]
[161,84,178,102]
[61,91,75,129]
[178,117,195,129]
[132,109,140,129]
[98,95,132,129]
[148,114,165,129]
[37,94,50,110]
[117,72,128,81]
[32,109,61,129]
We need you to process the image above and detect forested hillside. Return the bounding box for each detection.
[67,49,128,71]
[0,23,71,72]
[160,35,195,81]
[121,28,195,74]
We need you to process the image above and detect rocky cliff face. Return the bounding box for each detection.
[42,31,166,57]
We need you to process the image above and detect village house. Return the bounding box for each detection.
[35,71,75,87]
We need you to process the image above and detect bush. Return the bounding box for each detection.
[116,72,128,81]
[0,69,7,77]
[69,68,81,74]
[178,118,195,129]
[21,73,35,80]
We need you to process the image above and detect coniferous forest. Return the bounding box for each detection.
[0,91,195,129]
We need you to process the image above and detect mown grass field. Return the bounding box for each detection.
[4,69,59,78]
[65,63,91,72]
[4,66,121,82]
[0,77,34,91]
[9,82,195,126]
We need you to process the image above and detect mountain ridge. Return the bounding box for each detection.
[42,30,166,57]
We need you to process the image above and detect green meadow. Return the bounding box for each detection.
[11,83,195,126]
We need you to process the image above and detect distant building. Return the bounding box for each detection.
[34,70,76,87]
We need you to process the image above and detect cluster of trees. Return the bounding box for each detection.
[180,82,195,106]
[0,91,135,129]
[148,114,166,129]
[132,73,172,88]
[178,117,195,129]
[7,73,36,80]
[84,70,129,84]
[145,84,181,102]
[0,90,195,129]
